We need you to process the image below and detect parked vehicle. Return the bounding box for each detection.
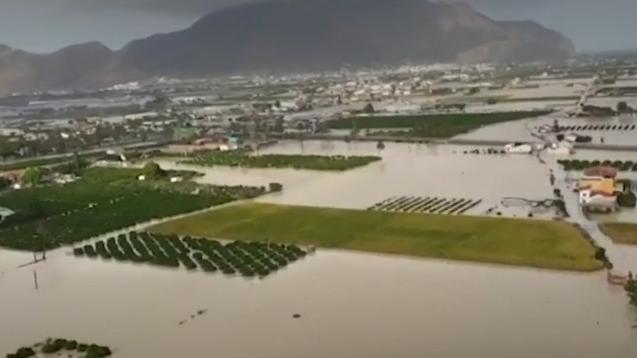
[504,142,533,154]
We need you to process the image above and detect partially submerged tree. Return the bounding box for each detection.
[617,101,634,114]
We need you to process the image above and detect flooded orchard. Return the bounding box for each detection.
[159,140,554,214]
[1,139,637,357]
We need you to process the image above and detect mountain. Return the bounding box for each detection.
[0,0,574,94]
[0,42,114,94]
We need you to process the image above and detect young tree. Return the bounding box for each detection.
[142,161,166,179]
[274,117,285,133]
[362,103,375,114]
[617,101,630,113]
[22,167,43,186]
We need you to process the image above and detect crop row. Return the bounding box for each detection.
[462,148,506,155]
[73,231,309,278]
[181,151,381,171]
[327,111,551,130]
[0,190,228,251]
[557,159,637,171]
[559,124,636,131]
[0,167,268,251]
[369,196,483,215]
[5,338,111,358]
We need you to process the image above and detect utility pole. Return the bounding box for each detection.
[36,221,48,261]
[33,270,39,290]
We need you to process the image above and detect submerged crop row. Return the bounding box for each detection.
[5,338,111,358]
[180,151,381,171]
[369,196,483,215]
[558,124,636,131]
[73,231,310,278]
[557,159,637,171]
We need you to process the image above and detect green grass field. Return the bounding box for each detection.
[326,111,551,138]
[181,152,381,171]
[149,203,603,271]
[600,223,637,245]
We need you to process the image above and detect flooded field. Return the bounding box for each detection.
[455,111,637,146]
[1,248,636,358]
[2,139,637,357]
[157,141,553,216]
[464,99,576,113]
[158,139,637,267]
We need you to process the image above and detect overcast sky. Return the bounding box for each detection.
[0,0,634,53]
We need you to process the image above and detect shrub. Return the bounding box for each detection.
[22,167,43,186]
[594,248,610,265]
[64,340,78,350]
[84,245,97,257]
[554,199,568,216]
[14,347,36,358]
[41,342,63,354]
[269,182,283,192]
[142,161,166,179]
[86,344,112,357]
[618,191,637,208]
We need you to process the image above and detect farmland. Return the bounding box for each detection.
[150,202,603,271]
[326,111,551,138]
[181,151,381,171]
[74,231,309,278]
[600,222,637,245]
[558,159,637,171]
[368,196,483,215]
[0,167,266,251]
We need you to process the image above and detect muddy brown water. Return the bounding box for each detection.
[0,249,635,357]
[1,139,636,357]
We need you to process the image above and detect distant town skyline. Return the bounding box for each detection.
[1,0,635,53]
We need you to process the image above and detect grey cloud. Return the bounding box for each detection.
[12,0,257,15]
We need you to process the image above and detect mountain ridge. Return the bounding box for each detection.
[0,0,574,94]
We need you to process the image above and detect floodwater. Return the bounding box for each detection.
[157,139,637,265]
[1,248,636,358]
[157,140,553,216]
[455,111,637,146]
[1,139,637,357]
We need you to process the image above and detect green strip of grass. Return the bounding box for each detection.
[600,222,637,245]
[496,96,580,103]
[0,156,76,172]
[326,111,551,138]
[149,203,602,271]
[181,153,381,171]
